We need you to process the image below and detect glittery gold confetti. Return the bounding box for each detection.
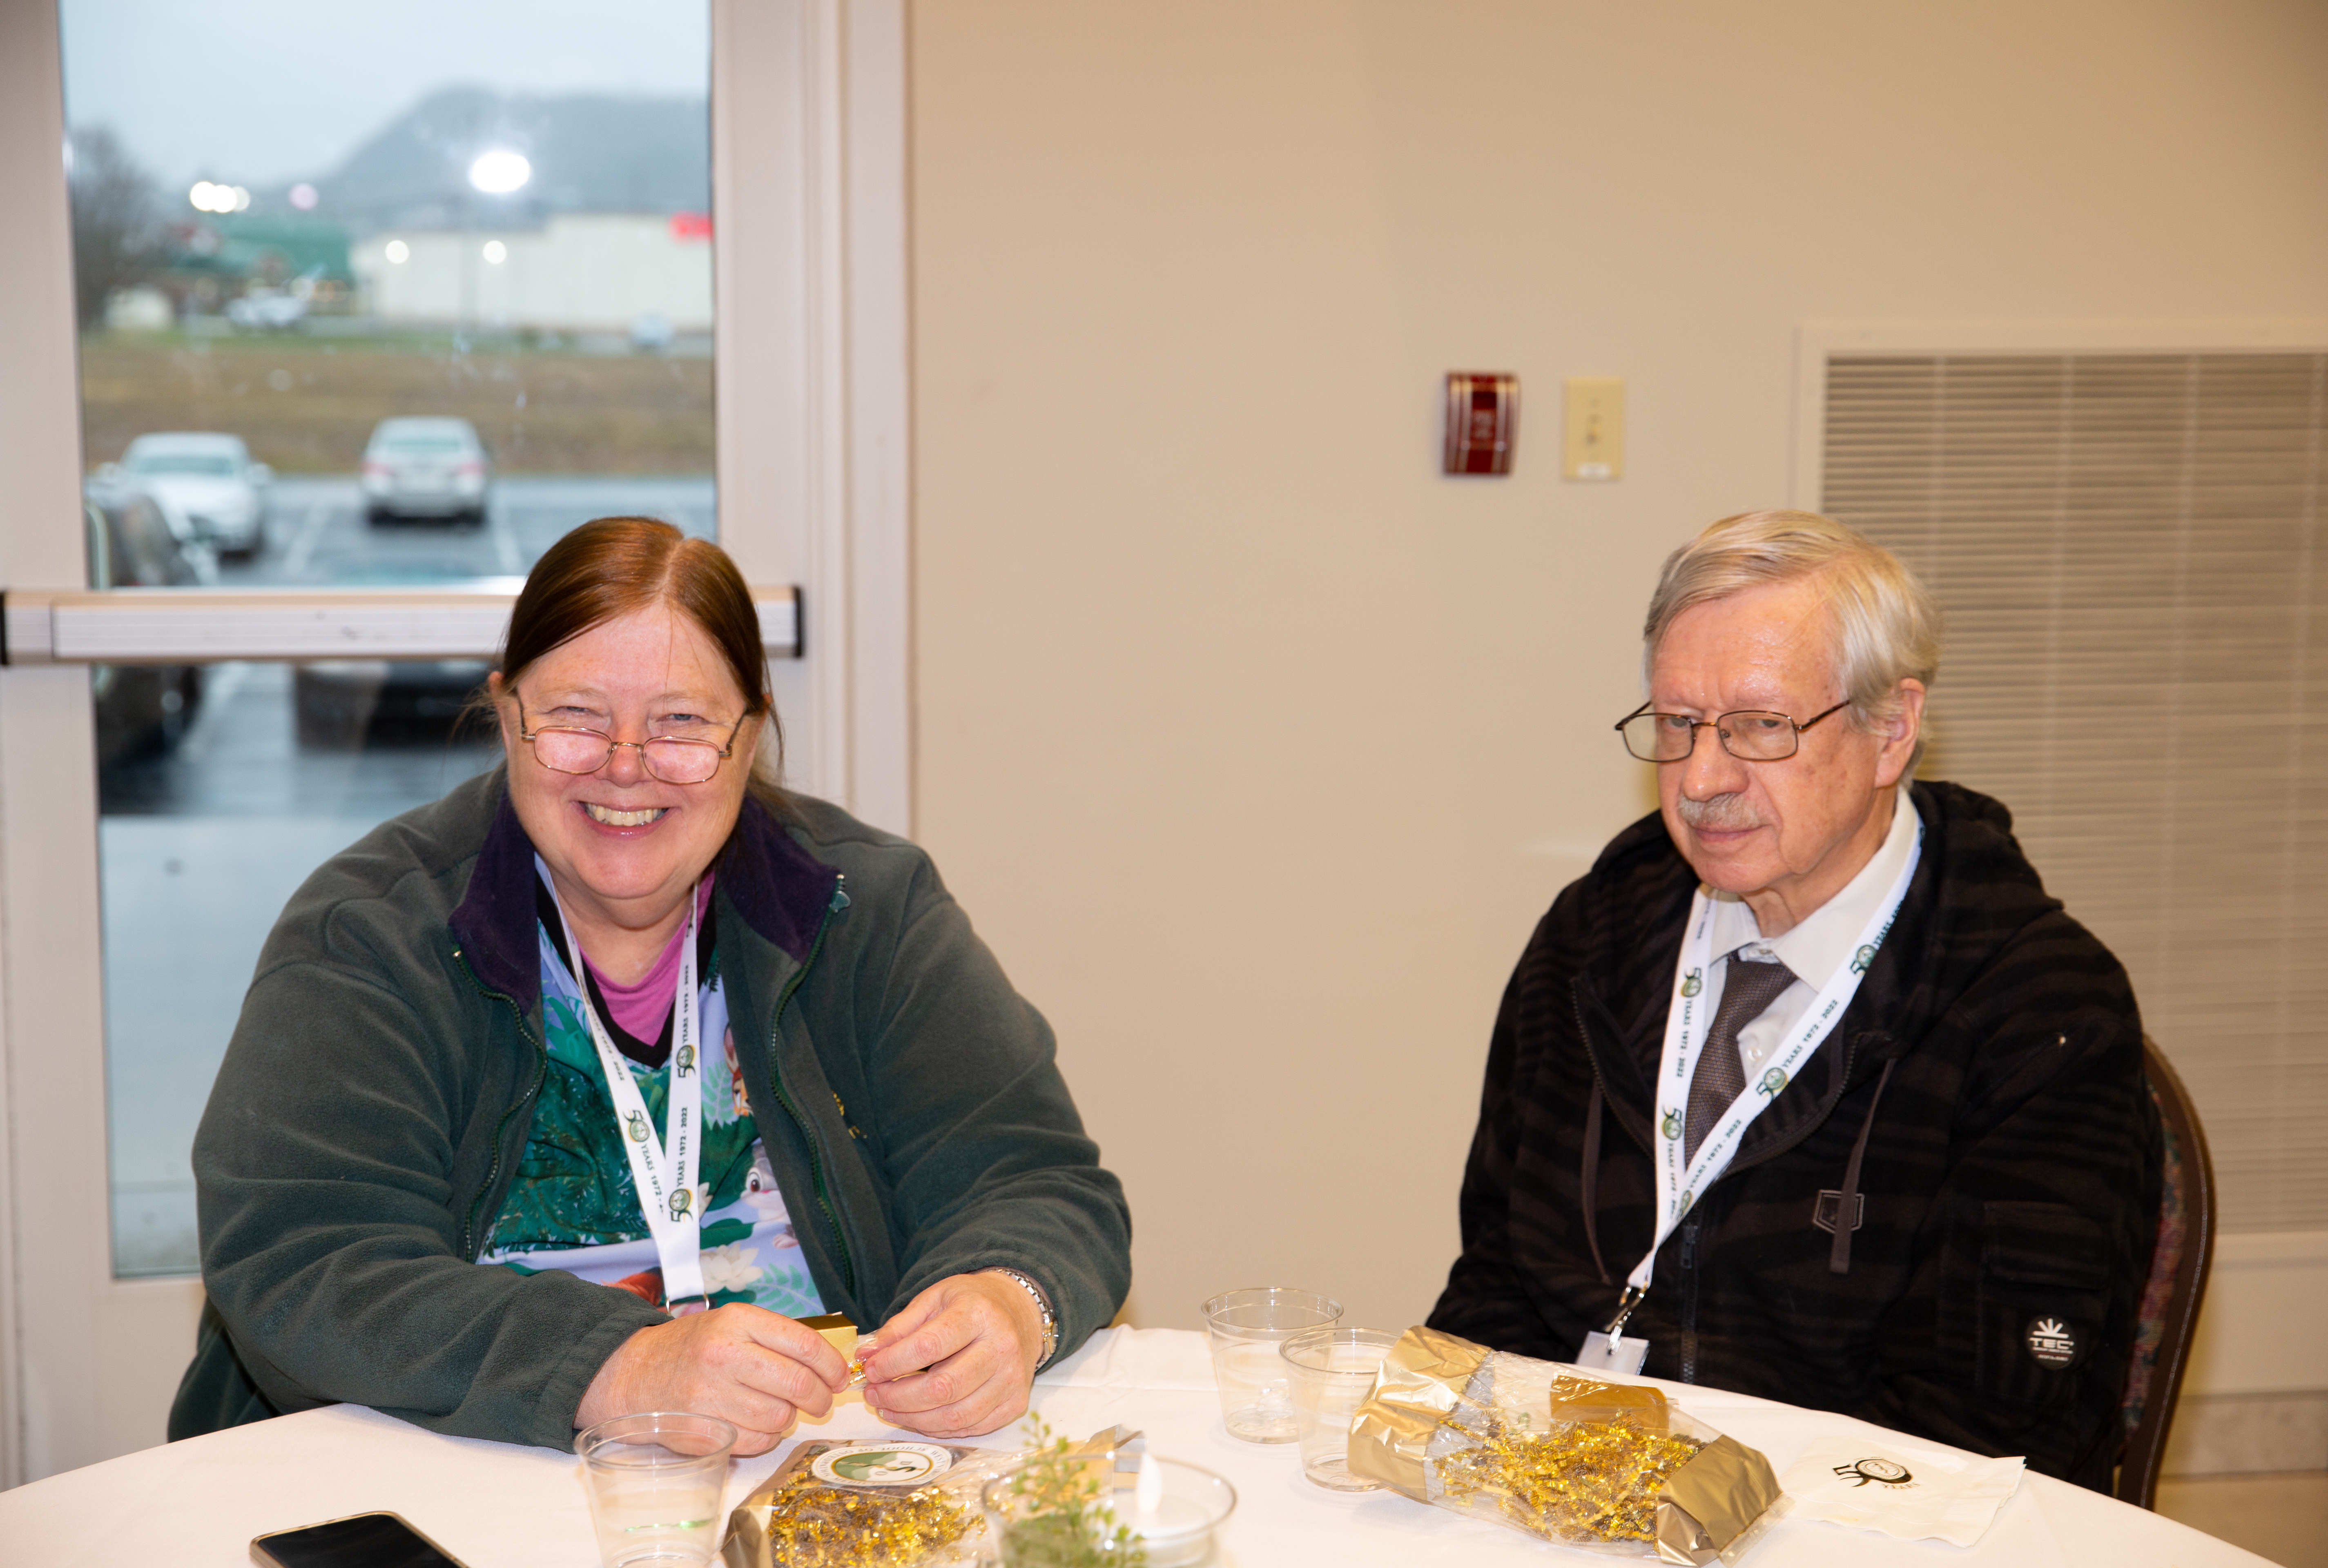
[1432,1413,1704,1545]
[753,1464,980,1568]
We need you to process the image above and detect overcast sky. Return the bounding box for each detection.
[60,0,708,189]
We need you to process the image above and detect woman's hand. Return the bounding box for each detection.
[860,1272,1045,1438]
[575,1305,851,1455]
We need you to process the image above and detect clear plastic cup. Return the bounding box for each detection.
[1200,1287,1342,1443]
[575,1411,737,1567]
[1281,1326,1401,1490]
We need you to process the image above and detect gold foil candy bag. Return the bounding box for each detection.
[1347,1327,1782,1563]
[721,1439,1010,1568]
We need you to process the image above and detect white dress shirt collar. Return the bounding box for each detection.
[1704,784,1918,979]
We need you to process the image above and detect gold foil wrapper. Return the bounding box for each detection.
[1548,1375,1670,1433]
[1064,1423,1147,1489]
[1434,1409,1704,1544]
[1346,1325,1490,1498]
[1347,1326,1780,1561]
[799,1312,865,1384]
[1654,1436,1784,1566]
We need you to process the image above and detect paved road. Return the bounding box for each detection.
[237,474,716,587]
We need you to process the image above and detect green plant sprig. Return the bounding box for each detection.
[996,1414,1146,1568]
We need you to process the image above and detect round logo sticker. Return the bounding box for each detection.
[2026,1316,2078,1368]
[809,1442,955,1488]
[1833,1456,1914,1488]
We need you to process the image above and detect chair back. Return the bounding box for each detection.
[2116,1037,2216,1509]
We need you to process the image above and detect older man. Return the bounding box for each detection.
[1430,511,2159,1490]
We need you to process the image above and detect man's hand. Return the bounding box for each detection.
[575,1305,851,1455]
[860,1272,1044,1438]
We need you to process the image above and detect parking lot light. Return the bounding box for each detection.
[467,149,531,195]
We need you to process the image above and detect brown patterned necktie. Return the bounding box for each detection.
[1683,954,1800,1163]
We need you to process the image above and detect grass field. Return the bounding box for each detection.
[78,332,714,475]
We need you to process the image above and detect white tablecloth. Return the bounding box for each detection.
[0,1327,2268,1566]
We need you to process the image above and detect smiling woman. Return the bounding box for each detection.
[174,518,1131,1456]
[490,519,776,985]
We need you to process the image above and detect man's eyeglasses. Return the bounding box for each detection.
[1614,699,1851,763]
[516,696,745,785]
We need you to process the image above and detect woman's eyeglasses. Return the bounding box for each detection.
[516,697,745,784]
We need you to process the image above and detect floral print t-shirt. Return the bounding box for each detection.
[477,908,826,1319]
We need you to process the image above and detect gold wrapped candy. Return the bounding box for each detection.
[721,1442,988,1568]
[799,1312,869,1387]
[1433,1410,1704,1544]
[1347,1329,1783,1564]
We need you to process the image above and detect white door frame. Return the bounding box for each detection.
[0,0,909,1484]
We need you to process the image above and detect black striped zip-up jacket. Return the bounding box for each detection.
[1429,780,2160,1491]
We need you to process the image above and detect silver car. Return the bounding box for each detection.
[103,432,271,559]
[361,417,492,525]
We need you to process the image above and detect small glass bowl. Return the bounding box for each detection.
[979,1455,1235,1568]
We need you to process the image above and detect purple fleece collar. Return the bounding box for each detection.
[449,785,838,1008]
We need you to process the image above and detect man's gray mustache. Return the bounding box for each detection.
[1677,794,1763,831]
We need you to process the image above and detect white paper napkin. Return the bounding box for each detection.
[1778,1437,2026,1548]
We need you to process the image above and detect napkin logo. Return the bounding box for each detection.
[1681,968,1704,998]
[1833,1457,1915,1488]
[2026,1316,2078,1368]
[1851,943,1878,973]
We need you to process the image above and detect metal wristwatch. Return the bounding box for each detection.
[984,1266,1058,1368]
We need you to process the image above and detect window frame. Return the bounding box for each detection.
[0,0,908,1483]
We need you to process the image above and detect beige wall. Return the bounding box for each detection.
[907,0,2328,1335]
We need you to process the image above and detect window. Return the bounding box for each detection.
[60,0,716,1276]
[1823,350,2328,1231]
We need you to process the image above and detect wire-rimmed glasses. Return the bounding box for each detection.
[516,698,745,784]
[1614,699,1851,762]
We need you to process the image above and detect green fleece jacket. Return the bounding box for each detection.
[171,768,1131,1450]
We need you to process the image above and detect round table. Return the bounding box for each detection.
[0,1326,2269,1566]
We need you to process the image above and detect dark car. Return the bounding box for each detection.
[293,659,493,748]
[85,492,207,765]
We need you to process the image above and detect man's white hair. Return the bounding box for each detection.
[1643,510,1942,735]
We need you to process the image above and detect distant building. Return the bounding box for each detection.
[156,215,356,318]
[350,213,711,334]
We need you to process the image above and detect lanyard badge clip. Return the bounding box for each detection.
[1602,1283,1648,1351]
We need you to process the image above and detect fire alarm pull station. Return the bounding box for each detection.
[1444,373,1519,475]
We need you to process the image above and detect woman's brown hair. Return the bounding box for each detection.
[497,516,787,804]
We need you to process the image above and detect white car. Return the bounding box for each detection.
[361,417,491,525]
[103,433,271,559]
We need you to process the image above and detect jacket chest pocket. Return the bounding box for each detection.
[1971,1200,2110,1406]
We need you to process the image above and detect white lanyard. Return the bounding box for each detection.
[1606,822,1923,1347]
[538,858,707,1311]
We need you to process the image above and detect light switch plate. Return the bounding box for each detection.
[1563,376,1625,480]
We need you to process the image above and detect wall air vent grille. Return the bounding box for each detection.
[1823,350,2328,1232]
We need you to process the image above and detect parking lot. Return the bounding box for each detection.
[103,474,715,1275]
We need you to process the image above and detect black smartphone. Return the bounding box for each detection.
[250,1512,471,1568]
